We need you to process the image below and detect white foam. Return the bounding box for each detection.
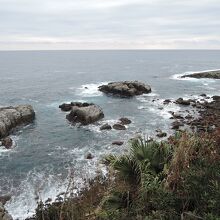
[75,82,109,97]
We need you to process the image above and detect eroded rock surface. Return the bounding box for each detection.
[98,81,151,97]
[0,105,35,138]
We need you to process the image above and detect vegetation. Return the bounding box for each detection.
[32,131,220,220]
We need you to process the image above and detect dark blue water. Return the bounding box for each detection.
[0,50,219,219]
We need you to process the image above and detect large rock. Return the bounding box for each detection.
[98,81,151,97]
[66,104,104,125]
[0,105,35,138]
[59,102,93,112]
[113,123,126,130]
[119,117,132,125]
[182,70,220,79]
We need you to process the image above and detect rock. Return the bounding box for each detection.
[66,104,104,125]
[172,113,184,119]
[59,103,72,111]
[100,123,112,130]
[0,105,35,138]
[85,153,94,159]
[212,96,220,101]
[181,70,220,79]
[163,99,172,105]
[112,141,124,146]
[0,196,11,205]
[98,81,151,97]
[119,117,131,125]
[175,98,191,106]
[171,121,184,130]
[0,202,13,220]
[156,132,167,138]
[1,137,13,149]
[59,102,93,112]
[113,123,126,130]
[200,94,207,97]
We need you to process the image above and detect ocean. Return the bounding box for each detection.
[0,50,220,219]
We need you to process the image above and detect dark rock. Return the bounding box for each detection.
[0,202,13,220]
[181,70,220,79]
[0,196,11,205]
[171,121,184,130]
[156,132,167,138]
[66,104,104,125]
[1,137,13,149]
[200,94,207,97]
[59,102,94,111]
[98,81,151,97]
[119,117,131,125]
[163,99,172,104]
[113,123,126,130]
[0,105,35,138]
[100,123,112,130]
[175,98,191,106]
[112,141,124,146]
[59,103,72,111]
[85,153,94,159]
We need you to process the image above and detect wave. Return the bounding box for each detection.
[74,82,109,98]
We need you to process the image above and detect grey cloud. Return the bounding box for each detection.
[0,0,219,49]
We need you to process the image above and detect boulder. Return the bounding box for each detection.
[119,117,131,125]
[112,141,124,146]
[1,137,13,149]
[181,70,220,79]
[175,98,191,106]
[100,123,112,130]
[0,105,35,138]
[66,104,104,125]
[98,81,151,97]
[113,123,126,130]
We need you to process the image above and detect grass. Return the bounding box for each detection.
[31,131,220,220]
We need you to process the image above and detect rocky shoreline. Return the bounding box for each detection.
[0,105,35,149]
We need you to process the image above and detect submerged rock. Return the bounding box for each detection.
[66,104,104,125]
[0,105,35,138]
[181,70,220,79]
[98,81,151,97]
[156,131,167,138]
[112,141,124,146]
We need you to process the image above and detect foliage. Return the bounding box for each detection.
[32,132,220,220]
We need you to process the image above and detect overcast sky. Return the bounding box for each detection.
[0,0,220,50]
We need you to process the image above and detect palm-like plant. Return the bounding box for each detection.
[107,138,172,185]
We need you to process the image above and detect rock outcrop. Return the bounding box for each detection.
[0,202,13,220]
[181,70,220,79]
[0,105,35,139]
[98,81,151,97]
[59,102,94,112]
[65,103,104,125]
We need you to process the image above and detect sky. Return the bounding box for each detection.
[0,0,220,50]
